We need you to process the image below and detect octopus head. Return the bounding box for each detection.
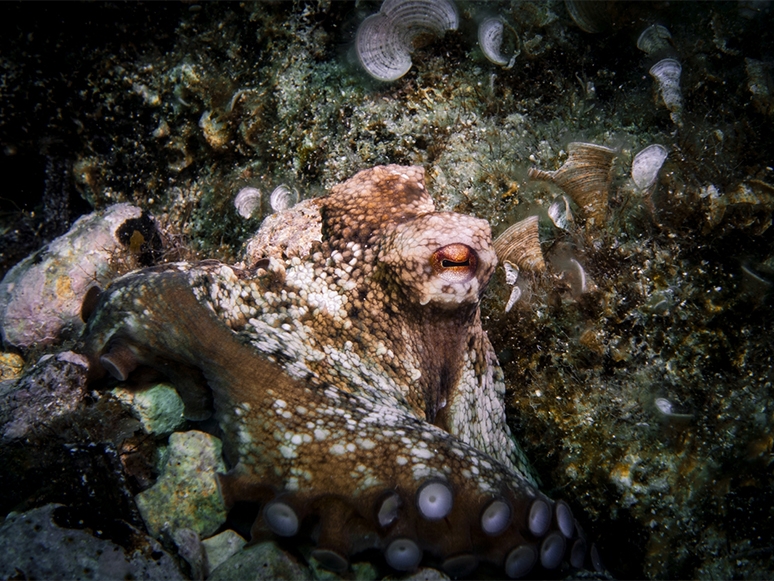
[379,212,498,309]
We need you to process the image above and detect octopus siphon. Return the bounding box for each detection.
[81,165,586,578]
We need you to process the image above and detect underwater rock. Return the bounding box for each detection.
[111,383,186,436]
[201,529,247,577]
[0,204,157,349]
[0,351,90,441]
[356,0,459,81]
[135,430,228,538]
[208,540,312,581]
[0,504,183,580]
[173,527,205,580]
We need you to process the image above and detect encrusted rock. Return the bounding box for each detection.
[0,204,159,349]
[135,430,227,538]
[0,351,90,440]
[201,529,247,576]
[0,352,24,381]
[0,504,184,580]
[208,541,311,581]
[111,383,186,436]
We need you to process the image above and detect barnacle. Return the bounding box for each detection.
[637,24,673,57]
[269,185,299,213]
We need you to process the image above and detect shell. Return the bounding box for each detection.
[567,257,587,296]
[654,397,692,421]
[703,180,774,234]
[548,195,574,231]
[505,284,522,313]
[503,261,519,286]
[478,17,519,68]
[649,58,683,125]
[528,142,617,226]
[234,186,262,219]
[636,24,672,56]
[745,58,774,117]
[270,184,299,213]
[493,215,545,272]
[356,0,458,82]
[631,144,668,191]
[502,262,521,313]
[564,0,614,34]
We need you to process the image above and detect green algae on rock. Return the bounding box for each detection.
[135,430,228,538]
[201,529,248,577]
[111,383,186,436]
[208,540,311,581]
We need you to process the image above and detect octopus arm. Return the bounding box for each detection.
[81,264,584,577]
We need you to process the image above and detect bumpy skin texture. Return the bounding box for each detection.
[81,166,583,577]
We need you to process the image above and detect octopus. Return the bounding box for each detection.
[80,165,586,578]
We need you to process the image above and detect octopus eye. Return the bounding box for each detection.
[430,243,478,282]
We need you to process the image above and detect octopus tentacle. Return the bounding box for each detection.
[80,165,584,577]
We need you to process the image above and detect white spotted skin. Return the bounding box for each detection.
[82,166,570,576]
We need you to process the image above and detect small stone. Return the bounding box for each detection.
[392,567,450,581]
[201,529,247,576]
[352,562,380,580]
[173,528,204,580]
[1,353,91,440]
[135,430,227,538]
[208,540,311,581]
[111,383,186,435]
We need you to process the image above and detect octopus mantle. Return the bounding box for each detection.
[81,165,585,578]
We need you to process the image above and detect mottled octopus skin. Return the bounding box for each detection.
[81,166,583,577]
